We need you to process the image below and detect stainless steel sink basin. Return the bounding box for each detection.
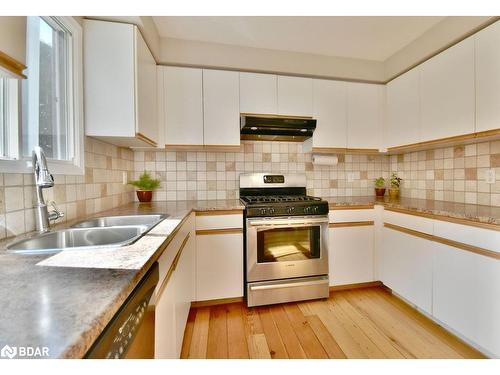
[7,225,148,254]
[71,214,168,229]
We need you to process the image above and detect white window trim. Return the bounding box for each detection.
[0,16,84,175]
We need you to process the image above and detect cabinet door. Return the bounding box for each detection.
[135,30,158,144]
[329,226,374,286]
[203,69,240,146]
[83,20,136,137]
[347,82,384,150]
[277,76,313,116]
[174,233,195,357]
[420,37,475,140]
[312,79,347,148]
[196,233,244,301]
[155,273,177,359]
[380,227,433,314]
[434,243,500,357]
[164,66,204,146]
[386,68,420,148]
[239,72,277,114]
[475,21,500,132]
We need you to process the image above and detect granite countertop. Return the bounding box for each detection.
[324,196,500,226]
[0,200,243,359]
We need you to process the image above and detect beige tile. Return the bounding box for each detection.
[5,187,24,212]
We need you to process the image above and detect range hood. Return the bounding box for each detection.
[240,114,316,142]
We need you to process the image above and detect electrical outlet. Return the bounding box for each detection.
[485,169,496,184]
[347,172,355,183]
[122,171,128,185]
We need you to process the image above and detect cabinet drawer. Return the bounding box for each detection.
[329,209,374,223]
[433,220,500,254]
[383,210,434,235]
[195,212,243,230]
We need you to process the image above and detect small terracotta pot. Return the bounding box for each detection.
[136,190,153,203]
[388,188,400,199]
[375,187,386,197]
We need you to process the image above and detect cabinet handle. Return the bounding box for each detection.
[156,232,191,298]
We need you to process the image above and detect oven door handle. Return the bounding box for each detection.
[249,278,328,291]
[248,217,329,227]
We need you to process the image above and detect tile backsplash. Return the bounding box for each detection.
[133,141,390,201]
[134,139,500,208]
[390,140,500,206]
[2,137,498,239]
[0,137,135,239]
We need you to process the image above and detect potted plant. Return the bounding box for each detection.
[129,172,161,203]
[374,177,386,197]
[389,173,402,199]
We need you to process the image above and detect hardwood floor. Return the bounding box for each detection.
[180,287,486,359]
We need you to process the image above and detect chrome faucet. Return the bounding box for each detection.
[33,146,64,232]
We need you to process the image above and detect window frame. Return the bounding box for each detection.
[0,16,84,175]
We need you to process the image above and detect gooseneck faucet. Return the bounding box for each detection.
[33,146,64,233]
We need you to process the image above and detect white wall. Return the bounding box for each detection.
[0,16,27,64]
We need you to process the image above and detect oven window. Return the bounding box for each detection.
[257,226,321,263]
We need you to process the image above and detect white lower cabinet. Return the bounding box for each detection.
[380,226,433,314]
[434,242,500,357]
[328,226,374,286]
[155,226,195,358]
[196,232,244,301]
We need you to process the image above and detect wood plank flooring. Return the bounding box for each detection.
[180,287,486,359]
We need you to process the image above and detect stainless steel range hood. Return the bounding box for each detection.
[240,114,316,142]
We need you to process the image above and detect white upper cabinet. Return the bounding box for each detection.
[475,21,500,132]
[83,19,158,147]
[386,67,420,148]
[163,66,204,146]
[239,72,277,114]
[347,82,385,150]
[420,37,475,141]
[277,76,313,117]
[312,79,347,149]
[203,69,240,147]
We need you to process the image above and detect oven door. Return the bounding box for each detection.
[246,216,329,282]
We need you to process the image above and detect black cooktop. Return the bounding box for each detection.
[240,193,329,217]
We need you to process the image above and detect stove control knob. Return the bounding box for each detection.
[313,206,319,213]
[303,207,311,214]
[268,208,275,215]
[259,208,267,215]
[287,207,295,215]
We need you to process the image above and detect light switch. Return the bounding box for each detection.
[122,171,128,185]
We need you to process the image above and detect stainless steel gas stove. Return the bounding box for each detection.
[240,173,329,307]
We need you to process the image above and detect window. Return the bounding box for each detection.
[0,77,19,159]
[0,16,83,174]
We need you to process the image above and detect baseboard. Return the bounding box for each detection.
[329,280,383,292]
[191,296,244,308]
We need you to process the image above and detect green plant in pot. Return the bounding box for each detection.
[129,172,160,203]
[374,177,386,197]
[389,173,402,199]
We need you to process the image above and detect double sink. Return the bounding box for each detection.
[7,214,168,255]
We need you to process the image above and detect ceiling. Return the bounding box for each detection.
[152,16,445,62]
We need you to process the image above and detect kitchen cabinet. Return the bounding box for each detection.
[312,79,347,149]
[346,82,385,150]
[433,242,500,357]
[386,67,421,148]
[475,20,500,132]
[202,69,240,147]
[277,75,313,117]
[380,226,433,314]
[328,225,374,286]
[155,216,195,359]
[196,232,244,301]
[420,36,475,141]
[83,19,158,147]
[163,66,204,146]
[239,72,277,115]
